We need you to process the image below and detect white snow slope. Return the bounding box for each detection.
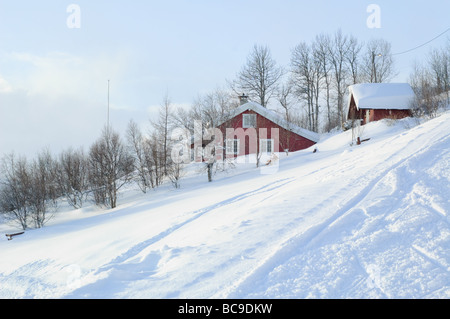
[1,112,449,299]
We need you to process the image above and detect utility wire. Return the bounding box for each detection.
[392,27,450,56]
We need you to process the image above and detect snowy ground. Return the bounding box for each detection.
[0,112,449,299]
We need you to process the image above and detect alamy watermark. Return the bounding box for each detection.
[367,4,381,29]
[170,121,280,174]
[65,5,382,32]
[66,4,81,29]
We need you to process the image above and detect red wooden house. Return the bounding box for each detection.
[347,83,415,125]
[216,100,319,158]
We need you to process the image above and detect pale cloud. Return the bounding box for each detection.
[0,50,136,157]
[0,75,13,93]
[0,49,192,157]
[5,51,130,99]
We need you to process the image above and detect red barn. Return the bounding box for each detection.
[347,83,415,125]
[216,100,319,158]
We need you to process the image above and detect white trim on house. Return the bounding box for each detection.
[225,138,240,155]
[259,138,274,154]
[242,113,256,128]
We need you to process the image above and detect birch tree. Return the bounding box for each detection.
[328,29,351,127]
[150,93,173,176]
[290,42,322,132]
[314,33,337,131]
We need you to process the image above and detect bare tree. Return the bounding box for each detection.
[141,137,157,189]
[145,131,165,187]
[277,81,295,123]
[290,42,322,132]
[171,105,196,133]
[88,126,134,209]
[409,40,449,118]
[346,35,364,84]
[170,89,237,183]
[0,150,58,229]
[311,43,324,132]
[56,147,89,209]
[287,31,396,131]
[188,89,238,181]
[231,44,284,107]
[190,88,237,128]
[29,149,58,228]
[154,94,174,175]
[167,160,184,189]
[361,38,396,83]
[429,46,450,97]
[0,154,32,230]
[126,120,154,193]
[328,29,352,127]
[314,33,337,131]
[409,62,446,118]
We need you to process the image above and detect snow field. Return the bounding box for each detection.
[0,112,449,298]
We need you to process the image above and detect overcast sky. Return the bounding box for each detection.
[0,0,449,158]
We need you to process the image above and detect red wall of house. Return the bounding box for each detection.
[372,109,411,122]
[218,110,316,155]
[359,109,412,124]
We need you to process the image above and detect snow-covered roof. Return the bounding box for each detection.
[348,83,415,110]
[219,101,320,143]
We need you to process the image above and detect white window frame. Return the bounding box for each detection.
[365,109,370,124]
[259,139,274,154]
[242,113,256,128]
[226,139,240,155]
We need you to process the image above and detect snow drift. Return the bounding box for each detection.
[1,111,449,299]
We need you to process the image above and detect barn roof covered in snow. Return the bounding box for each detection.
[348,83,415,110]
[219,101,320,143]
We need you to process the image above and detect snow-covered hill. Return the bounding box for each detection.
[1,112,449,299]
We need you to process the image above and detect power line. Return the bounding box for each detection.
[392,27,450,56]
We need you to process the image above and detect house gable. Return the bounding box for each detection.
[218,102,320,143]
[217,102,319,155]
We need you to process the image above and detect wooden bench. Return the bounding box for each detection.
[5,232,24,241]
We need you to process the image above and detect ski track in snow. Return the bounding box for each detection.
[64,177,296,298]
[1,112,450,299]
[225,118,450,298]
